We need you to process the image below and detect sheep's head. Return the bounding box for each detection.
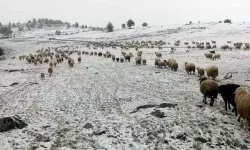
[234,87,249,95]
[198,76,208,84]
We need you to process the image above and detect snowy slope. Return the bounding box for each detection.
[0,23,250,150]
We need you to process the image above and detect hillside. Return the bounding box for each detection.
[0,22,250,150]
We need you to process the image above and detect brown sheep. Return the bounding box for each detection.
[125,55,131,62]
[206,66,218,80]
[169,59,178,71]
[112,55,115,62]
[199,76,219,106]
[234,87,250,126]
[49,62,53,67]
[135,57,142,65]
[157,61,166,68]
[142,59,147,65]
[78,57,81,63]
[197,67,205,77]
[212,54,221,60]
[120,57,124,63]
[185,62,195,75]
[48,67,53,77]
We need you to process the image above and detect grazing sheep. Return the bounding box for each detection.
[212,54,220,60]
[103,54,107,58]
[155,52,162,58]
[54,62,57,67]
[197,67,205,77]
[48,67,53,77]
[120,57,124,63]
[209,50,215,54]
[218,84,240,116]
[142,59,147,65]
[78,57,81,63]
[44,58,49,63]
[41,73,45,80]
[206,66,218,80]
[155,58,161,67]
[135,57,142,65]
[199,76,219,106]
[234,87,250,125]
[137,51,143,57]
[98,52,102,57]
[116,58,120,62]
[94,52,97,55]
[204,53,213,59]
[49,62,53,67]
[185,62,195,75]
[124,55,131,62]
[112,55,115,62]
[157,61,166,69]
[169,59,178,71]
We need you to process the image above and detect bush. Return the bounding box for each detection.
[122,23,126,28]
[0,47,3,56]
[218,21,222,23]
[106,22,114,32]
[224,19,232,23]
[55,30,61,35]
[18,27,24,31]
[142,22,148,27]
[127,19,135,29]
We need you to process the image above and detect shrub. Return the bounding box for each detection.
[142,22,148,27]
[0,26,12,37]
[224,19,232,23]
[122,23,126,28]
[127,19,135,29]
[75,22,79,28]
[55,30,61,35]
[18,27,24,31]
[218,21,222,23]
[106,22,114,32]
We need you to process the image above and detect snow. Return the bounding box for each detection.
[0,22,250,149]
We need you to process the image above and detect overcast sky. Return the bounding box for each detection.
[0,0,249,27]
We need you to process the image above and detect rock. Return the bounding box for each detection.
[8,69,20,73]
[150,110,166,118]
[0,115,27,132]
[176,132,187,141]
[83,123,93,129]
[10,82,19,86]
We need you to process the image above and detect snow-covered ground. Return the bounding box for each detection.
[0,23,250,150]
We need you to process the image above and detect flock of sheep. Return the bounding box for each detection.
[12,39,250,129]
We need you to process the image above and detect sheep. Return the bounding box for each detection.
[112,55,115,62]
[54,62,57,67]
[98,52,102,56]
[206,66,218,80]
[137,51,143,57]
[169,59,178,71]
[142,59,147,65]
[49,62,53,67]
[135,57,142,65]
[197,67,205,77]
[124,55,131,62]
[199,76,219,106]
[48,67,53,77]
[155,52,162,58]
[234,87,250,125]
[204,53,212,59]
[212,54,220,60]
[41,73,45,80]
[120,57,124,63]
[157,61,166,68]
[155,58,161,67]
[116,58,120,62]
[44,58,49,63]
[218,84,240,116]
[185,62,195,75]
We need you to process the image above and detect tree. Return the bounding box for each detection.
[218,21,222,23]
[127,19,135,29]
[55,30,61,35]
[81,25,85,29]
[189,21,192,24]
[75,22,79,28]
[18,27,24,31]
[32,18,37,25]
[142,22,148,27]
[12,23,16,27]
[44,18,49,24]
[122,23,126,28]
[67,23,70,28]
[28,20,31,23]
[106,22,114,32]
[224,19,232,23]
[38,18,42,24]
[0,26,13,37]
[0,22,2,26]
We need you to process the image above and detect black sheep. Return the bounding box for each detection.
[218,84,240,116]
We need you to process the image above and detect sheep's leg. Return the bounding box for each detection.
[234,108,238,116]
[203,95,207,104]
[228,103,231,110]
[237,115,241,122]
[225,100,227,110]
[210,97,214,106]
